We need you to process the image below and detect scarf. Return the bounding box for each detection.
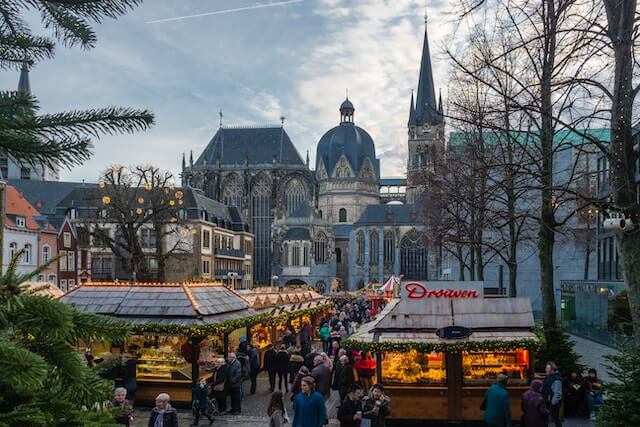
[153,403,171,427]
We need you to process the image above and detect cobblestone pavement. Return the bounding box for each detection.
[569,334,620,383]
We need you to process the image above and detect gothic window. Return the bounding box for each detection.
[303,245,309,267]
[285,178,306,215]
[314,232,327,264]
[316,159,328,180]
[400,230,428,280]
[369,230,379,266]
[318,210,323,219]
[361,159,375,180]
[335,248,342,264]
[333,156,352,178]
[222,174,243,207]
[251,176,273,283]
[356,231,365,265]
[292,244,301,266]
[339,208,347,223]
[384,231,394,265]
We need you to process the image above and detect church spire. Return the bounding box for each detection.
[181,152,186,171]
[438,88,443,114]
[414,13,439,126]
[18,63,31,94]
[408,89,416,126]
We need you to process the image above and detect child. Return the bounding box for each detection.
[191,378,214,426]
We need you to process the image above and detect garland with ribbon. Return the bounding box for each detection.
[341,337,541,354]
[130,304,332,337]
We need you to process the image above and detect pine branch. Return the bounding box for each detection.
[0,336,49,391]
[38,1,96,48]
[0,32,55,69]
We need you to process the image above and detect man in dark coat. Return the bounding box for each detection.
[248,344,261,395]
[264,344,277,392]
[337,383,363,427]
[482,373,511,427]
[311,355,331,398]
[275,344,291,392]
[542,361,563,427]
[209,358,228,413]
[338,355,356,403]
[361,384,391,427]
[148,393,178,427]
[226,352,243,415]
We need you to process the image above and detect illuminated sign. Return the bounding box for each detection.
[405,282,480,299]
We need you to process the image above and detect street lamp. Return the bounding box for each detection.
[227,271,239,289]
[271,275,279,288]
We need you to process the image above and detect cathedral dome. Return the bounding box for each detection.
[316,99,379,180]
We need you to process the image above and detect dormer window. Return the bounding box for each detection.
[15,216,25,227]
[69,208,77,219]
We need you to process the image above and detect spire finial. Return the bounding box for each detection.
[280,116,285,127]
[346,88,349,100]
[219,110,223,128]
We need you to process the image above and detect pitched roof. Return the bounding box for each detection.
[61,282,256,325]
[8,179,89,216]
[5,185,45,230]
[334,224,353,239]
[195,126,305,167]
[354,203,421,225]
[290,202,313,218]
[283,227,310,241]
[414,21,441,126]
[379,178,407,186]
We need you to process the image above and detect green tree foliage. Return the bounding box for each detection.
[534,325,584,377]
[597,345,640,426]
[0,0,153,170]
[0,251,131,426]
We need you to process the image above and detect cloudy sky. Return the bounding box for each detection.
[2,0,463,183]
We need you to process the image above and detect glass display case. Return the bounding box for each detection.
[462,350,530,385]
[381,350,446,386]
[126,335,192,382]
[250,324,272,350]
[197,335,225,375]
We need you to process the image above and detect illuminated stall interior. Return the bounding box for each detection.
[347,297,538,422]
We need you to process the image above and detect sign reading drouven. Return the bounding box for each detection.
[404,282,480,299]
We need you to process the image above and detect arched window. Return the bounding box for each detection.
[400,230,428,280]
[369,230,379,266]
[285,178,306,215]
[303,245,309,267]
[292,244,301,266]
[384,231,394,265]
[318,210,323,219]
[356,231,365,265]
[251,176,273,283]
[42,245,51,263]
[222,174,243,207]
[339,208,347,223]
[314,232,327,264]
[23,244,32,264]
[9,242,17,258]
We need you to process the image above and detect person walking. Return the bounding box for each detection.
[248,344,261,395]
[291,366,311,398]
[338,355,356,403]
[264,344,278,393]
[482,373,512,427]
[361,384,391,427]
[226,352,243,415]
[276,344,291,392]
[191,378,214,426]
[121,353,138,404]
[268,391,289,427]
[111,387,134,426]
[356,352,376,394]
[521,379,549,427]
[292,376,326,427]
[542,361,563,427]
[320,323,331,354]
[288,349,305,385]
[210,358,228,414]
[148,393,178,427]
[311,354,331,399]
[337,383,363,427]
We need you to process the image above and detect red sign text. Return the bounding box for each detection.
[405,282,479,299]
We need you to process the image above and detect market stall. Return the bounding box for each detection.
[61,282,262,405]
[343,284,539,423]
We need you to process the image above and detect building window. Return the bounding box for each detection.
[9,242,17,258]
[149,258,158,272]
[68,279,75,289]
[42,245,51,264]
[400,230,428,280]
[203,259,210,274]
[15,216,26,228]
[314,232,327,264]
[282,243,289,266]
[77,227,90,246]
[251,176,273,284]
[67,251,75,271]
[60,279,67,293]
[222,174,243,208]
[63,232,72,248]
[141,228,157,249]
[59,250,67,271]
[20,166,30,179]
[0,157,7,179]
[47,274,56,284]
[303,246,309,267]
[339,208,347,223]
[37,274,44,282]
[369,230,379,266]
[356,231,365,265]
[68,208,77,219]
[91,256,112,274]
[23,244,31,264]
[285,178,306,215]
[202,229,211,249]
[318,210,323,219]
[292,244,301,266]
[384,231,394,265]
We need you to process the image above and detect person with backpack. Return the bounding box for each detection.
[542,361,563,427]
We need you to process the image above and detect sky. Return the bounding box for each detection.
[1,0,462,183]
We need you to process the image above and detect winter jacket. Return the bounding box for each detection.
[338,363,356,396]
[305,352,319,371]
[192,383,209,409]
[264,349,277,372]
[147,404,178,427]
[542,372,563,407]
[111,398,133,426]
[249,347,260,372]
[287,353,303,377]
[292,391,326,427]
[585,376,604,396]
[337,395,362,427]
[356,357,376,378]
[210,364,229,398]
[483,383,512,427]
[276,350,291,373]
[283,333,296,348]
[227,359,243,388]
[332,361,343,390]
[311,363,332,397]
[361,391,391,427]
[320,325,331,341]
[521,380,549,427]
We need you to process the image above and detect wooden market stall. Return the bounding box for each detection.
[61,281,262,405]
[344,296,539,423]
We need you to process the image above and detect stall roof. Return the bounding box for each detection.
[236,286,327,312]
[61,282,257,325]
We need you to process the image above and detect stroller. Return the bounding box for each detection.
[192,397,220,419]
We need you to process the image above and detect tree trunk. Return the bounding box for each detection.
[619,233,640,349]
[583,224,592,281]
[475,243,484,281]
[509,261,518,298]
[457,244,465,281]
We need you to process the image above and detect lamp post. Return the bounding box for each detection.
[271,275,279,288]
[227,271,239,289]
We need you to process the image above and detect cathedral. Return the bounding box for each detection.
[182,18,445,291]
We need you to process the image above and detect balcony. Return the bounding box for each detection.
[214,270,246,278]
[214,248,245,258]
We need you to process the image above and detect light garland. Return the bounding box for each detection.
[341,337,541,353]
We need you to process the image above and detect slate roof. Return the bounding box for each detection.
[61,282,256,325]
[7,179,88,216]
[354,203,421,225]
[290,202,312,218]
[379,178,407,186]
[334,224,352,239]
[195,126,305,167]
[283,227,310,241]
[413,23,442,126]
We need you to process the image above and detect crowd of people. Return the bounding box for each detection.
[482,361,606,427]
